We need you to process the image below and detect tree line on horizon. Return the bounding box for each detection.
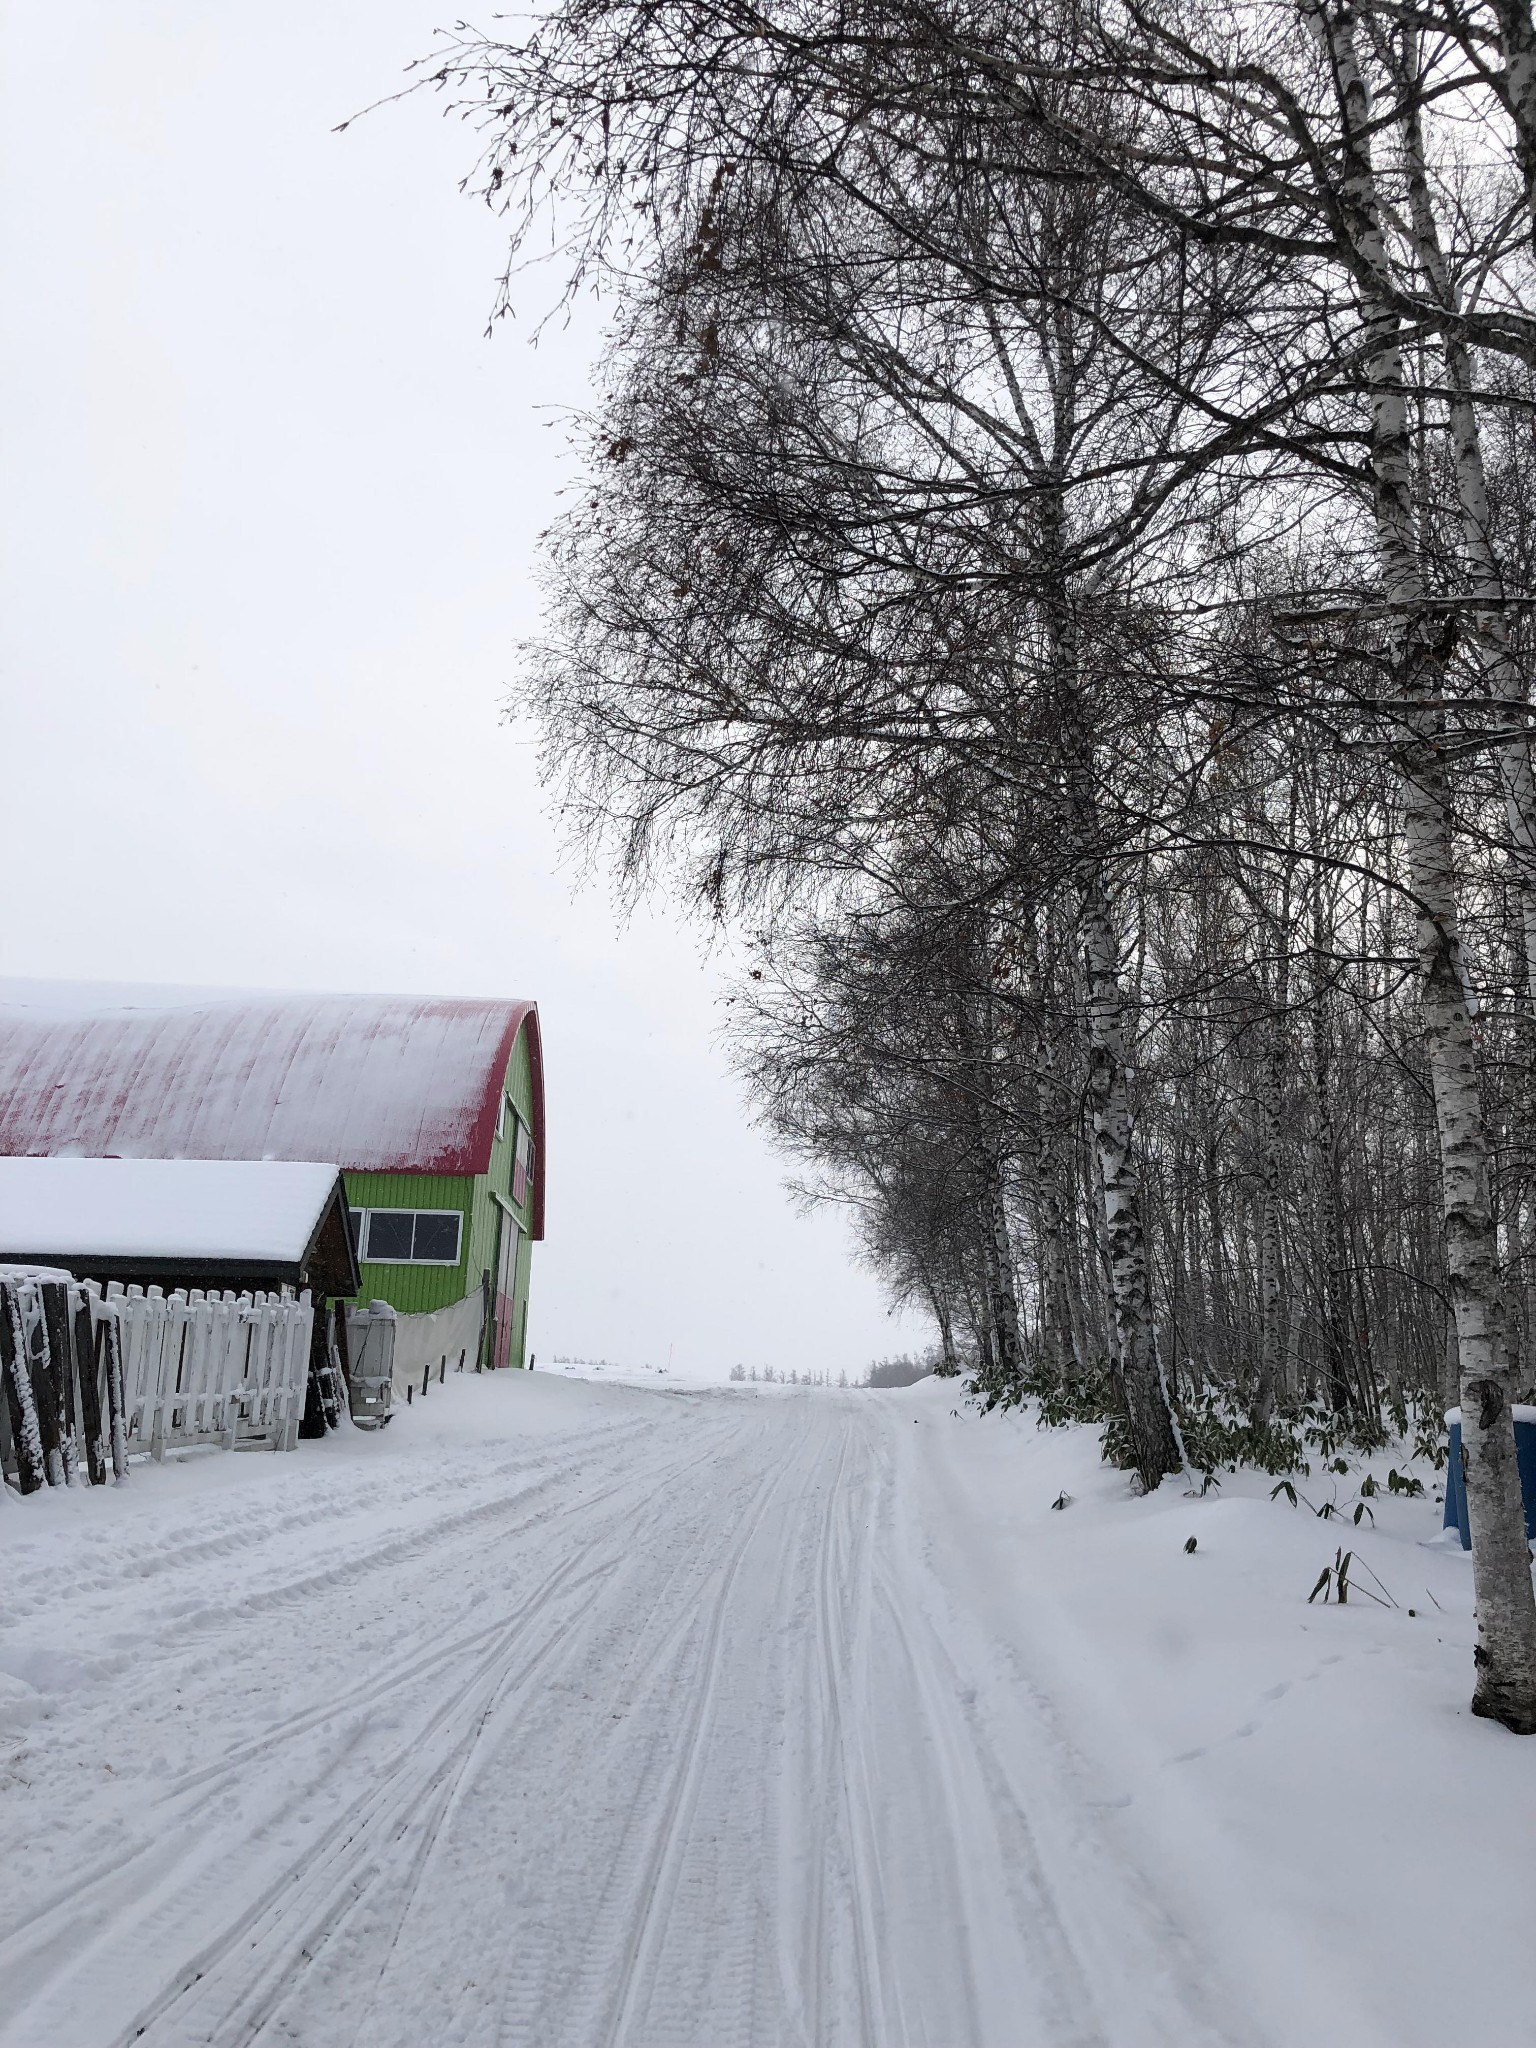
[421,0,1536,1728]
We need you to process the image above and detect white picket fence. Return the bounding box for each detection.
[0,1269,314,1492]
[107,1282,314,1459]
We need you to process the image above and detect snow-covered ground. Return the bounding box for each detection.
[2,1371,1532,2047]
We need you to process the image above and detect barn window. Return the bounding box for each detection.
[359,1210,462,1265]
[511,1118,536,1208]
[411,1212,462,1262]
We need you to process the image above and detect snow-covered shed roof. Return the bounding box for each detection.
[0,985,544,1238]
[0,1157,358,1292]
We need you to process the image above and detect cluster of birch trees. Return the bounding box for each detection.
[431,0,1536,1725]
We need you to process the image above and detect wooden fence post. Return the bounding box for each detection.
[100,1312,129,1481]
[73,1295,106,1485]
[26,1287,66,1487]
[1,1280,331,1478]
[142,1288,168,1463]
[0,1283,46,1494]
[328,1297,351,1430]
[299,1293,330,1439]
[41,1282,78,1485]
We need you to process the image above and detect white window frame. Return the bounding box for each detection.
[509,1110,536,1208]
[354,1208,464,1267]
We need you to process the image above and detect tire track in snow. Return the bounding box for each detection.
[0,1409,747,2048]
[137,1414,758,2048]
[0,1417,670,1963]
[3,1388,1276,2048]
[886,1418,1262,2048]
[119,1421,669,1661]
[592,1411,809,2048]
[0,1414,651,1627]
[867,1555,1110,2048]
[442,1401,834,2048]
[156,1416,702,1805]
[114,1544,611,2048]
[0,1537,609,2045]
[802,1412,886,2048]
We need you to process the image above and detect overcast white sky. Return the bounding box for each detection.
[0,3,923,1379]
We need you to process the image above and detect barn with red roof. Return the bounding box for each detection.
[0,985,545,1370]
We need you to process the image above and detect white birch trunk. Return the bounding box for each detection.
[1318,0,1536,1728]
[981,1138,1024,1385]
[1027,924,1080,1379]
[1253,1032,1285,1429]
[1308,922,1355,1416]
[926,1286,959,1376]
[1489,0,1536,253]
[1043,514,1179,1486]
[1079,866,1181,1485]
[1401,73,1536,999]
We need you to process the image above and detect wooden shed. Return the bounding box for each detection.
[0,1156,359,1300]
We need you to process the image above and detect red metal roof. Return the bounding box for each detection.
[0,989,545,1240]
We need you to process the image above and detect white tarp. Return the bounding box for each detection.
[0,1157,343,1265]
[390,1290,486,1397]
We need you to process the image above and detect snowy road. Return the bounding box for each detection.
[3,1372,1535,2047]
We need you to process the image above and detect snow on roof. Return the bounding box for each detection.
[0,1158,344,1265]
[0,985,545,1233]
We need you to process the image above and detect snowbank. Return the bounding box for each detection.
[890,1376,1536,2044]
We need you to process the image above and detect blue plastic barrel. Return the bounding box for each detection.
[1442,1406,1536,1548]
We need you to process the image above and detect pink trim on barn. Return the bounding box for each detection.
[0,992,546,1241]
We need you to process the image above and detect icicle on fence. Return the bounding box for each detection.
[0,1267,313,1494]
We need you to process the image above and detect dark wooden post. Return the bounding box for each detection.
[331,1298,353,1429]
[42,1282,78,1485]
[102,1312,129,1480]
[1,1284,46,1494]
[0,1350,13,1488]
[299,1306,330,1439]
[27,1288,66,1486]
[73,1297,106,1485]
[332,1298,352,1379]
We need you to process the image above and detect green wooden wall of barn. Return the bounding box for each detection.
[343,1018,538,1365]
